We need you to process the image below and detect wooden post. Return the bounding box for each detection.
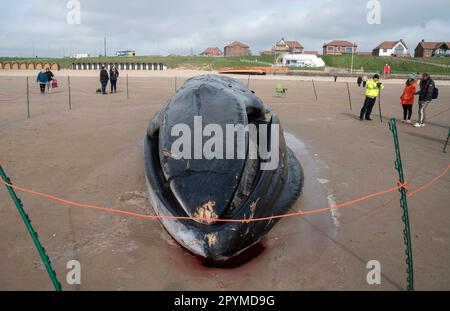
[312,79,318,101]
[26,76,30,118]
[126,74,129,100]
[346,82,352,110]
[68,76,72,110]
[378,91,383,123]
[175,76,177,93]
[247,75,251,88]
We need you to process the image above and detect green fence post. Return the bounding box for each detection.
[443,129,450,153]
[389,118,414,291]
[0,164,62,291]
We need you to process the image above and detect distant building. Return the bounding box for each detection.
[116,50,136,57]
[261,50,274,56]
[200,47,223,57]
[279,54,325,68]
[224,41,251,57]
[273,38,304,54]
[323,40,357,55]
[72,53,89,59]
[415,40,450,57]
[372,40,409,57]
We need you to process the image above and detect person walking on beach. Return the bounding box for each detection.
[100,66,109,95]
[36,69,48,94]
[360,74,384,121]
[400,78,417,124]
[45,68,54,93]
[357,76,363,87]
[109,65,119,93]
[414,73,436,128]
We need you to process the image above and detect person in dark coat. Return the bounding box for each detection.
[100,66,109,95]
[109,66,119,93]
[36,69,48,94]
[45,68,54,93]
[413,73,435,128]
[357,76,363,87]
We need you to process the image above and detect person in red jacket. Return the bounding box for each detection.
[400,78,417,124]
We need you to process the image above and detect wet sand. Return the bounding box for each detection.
[0,74,449,290]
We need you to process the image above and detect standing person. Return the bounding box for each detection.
[100,66,109,95]
[45,68,54,93]
[334,74,338,82]
[109,65,119,93]
[414,73,435,128]
[36,69,48,94]
[359,74,384,121]
[357,76,363,87]
[362,75,368,87]
[400,78,417,124]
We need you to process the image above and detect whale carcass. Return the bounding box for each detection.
[144,75,303,262]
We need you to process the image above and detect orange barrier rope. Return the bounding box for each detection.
[1,164,449,223]
[407,164,450,198]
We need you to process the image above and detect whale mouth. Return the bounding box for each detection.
[144,74,303,261]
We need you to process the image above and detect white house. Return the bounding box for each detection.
[72,53,90,59]
[279,54,325,68]
[372,40,409,57]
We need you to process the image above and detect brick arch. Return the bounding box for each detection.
[50,63,59,70]
[0,62,3,69]
[3,62,11,69]
[11,62,19,69]
[27,63,35,70]
[43,63,51,70]
[35,63,43,70]
[20,62,27,70]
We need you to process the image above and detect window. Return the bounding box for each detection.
[383,49,388,53]
[394,44,405,54]
[327,46,334,51]
[346,47,353,53]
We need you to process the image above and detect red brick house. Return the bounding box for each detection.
[224,41,251,57]
[200,47,223,57]
[323,40,357,55]
[285,41,303,54]
[415,40,450,57]
[273,38,304,54]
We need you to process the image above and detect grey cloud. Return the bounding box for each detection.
[0,0,449,57]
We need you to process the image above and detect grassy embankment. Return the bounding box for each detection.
[1,55,449,74]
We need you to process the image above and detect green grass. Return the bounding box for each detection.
[320,55,450,74]
[2,54,449,74]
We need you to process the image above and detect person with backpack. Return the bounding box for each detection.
[400,78,417,124]
[99,66,109,95]
[414,73,437,128]
[36,69,48,94]
[109,65,119,94]
[360,74,384,121]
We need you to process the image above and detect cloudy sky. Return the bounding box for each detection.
[0,0,449,57]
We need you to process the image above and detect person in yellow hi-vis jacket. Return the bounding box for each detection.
[360,74,384,121]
